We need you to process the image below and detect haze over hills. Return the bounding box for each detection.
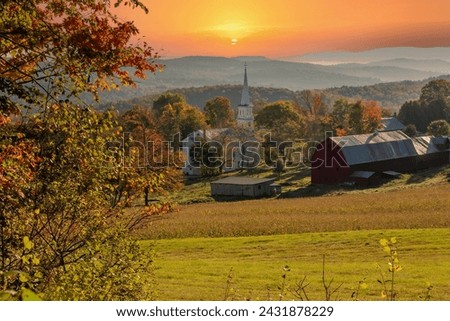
[147,55,440,89]
[97,48,450,105]
[283,47,450,65]
[94,47,450,110]
[149,56,377,91]
[366,58,450,73]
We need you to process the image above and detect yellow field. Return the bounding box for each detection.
[138,185,450,239]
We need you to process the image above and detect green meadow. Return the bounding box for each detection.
[146,228,450,301]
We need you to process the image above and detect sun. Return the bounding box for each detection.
[231,38,238,45]
[209,22,247,36]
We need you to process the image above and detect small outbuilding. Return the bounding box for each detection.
[210,177,277,198]
[348,171,377,187]
[379,117,406,132]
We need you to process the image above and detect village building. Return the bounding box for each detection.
[210,177,279,198]
[311,130,449,185]
[379,117,406,132]
[181,128,250,176]
[182,65,256,176]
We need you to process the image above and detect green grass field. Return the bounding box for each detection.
[145,228,450,301]
[134,165,450,301]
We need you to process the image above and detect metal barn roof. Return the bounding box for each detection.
[382,171,402,177]
[331,130,409,147]
[349,171,376,179]
[210,176,275,186]
[379,117,406,132]
[330,131,442,166]
[431,136,449,146]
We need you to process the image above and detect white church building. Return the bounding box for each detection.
[182,65,256,176]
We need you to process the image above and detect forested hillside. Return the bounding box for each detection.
[100,75,450,112]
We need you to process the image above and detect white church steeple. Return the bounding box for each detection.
[236,63,254,129]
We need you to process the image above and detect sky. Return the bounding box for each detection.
[116,0,450,58]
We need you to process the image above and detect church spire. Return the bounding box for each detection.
[239,62,251,106]
[236,63,254,130]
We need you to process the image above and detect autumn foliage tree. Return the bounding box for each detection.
[299,91,330,140]
[1,0,171,300]
[362,100,383,133]
[331,99,382,136]
[152,93,186,117]
[255,100,306,141]
[204,96,235,128]
[119,106,181,206]
[158,101,207,142]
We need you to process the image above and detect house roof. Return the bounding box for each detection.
[431,136,450,147]
[379,117,406,132]
[330,131,442,166]
[211,176,275,186]
[182,129,230,143]
[182,128,257,143]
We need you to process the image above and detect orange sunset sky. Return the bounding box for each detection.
[116,0,450,58]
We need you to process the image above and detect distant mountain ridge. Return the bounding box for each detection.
[150,56,377,90]
[150,55,439,89]
[366,58,450,73]
[96,52,446,105]
[283,47,450,65]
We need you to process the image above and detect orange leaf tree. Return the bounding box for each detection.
[1,0,159,104]
[331,99,381,135]
[1,0,172,300]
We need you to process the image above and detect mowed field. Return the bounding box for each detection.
[137,182,450,301]
[145,228,450,301]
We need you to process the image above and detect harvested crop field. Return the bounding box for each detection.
[137,185,450,239]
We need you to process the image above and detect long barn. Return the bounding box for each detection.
[210,177,278,197]
[311,131,449,185]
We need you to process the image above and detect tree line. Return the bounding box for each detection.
[145,78,450,146]
[143,91,384,142]
[398,79,450,135]
[100,75,450,115]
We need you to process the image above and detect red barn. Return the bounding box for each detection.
[311,131,449,185]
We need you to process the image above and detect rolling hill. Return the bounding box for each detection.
[94,53,445,106]
[284,47,450,65]
[143,55,438,90]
